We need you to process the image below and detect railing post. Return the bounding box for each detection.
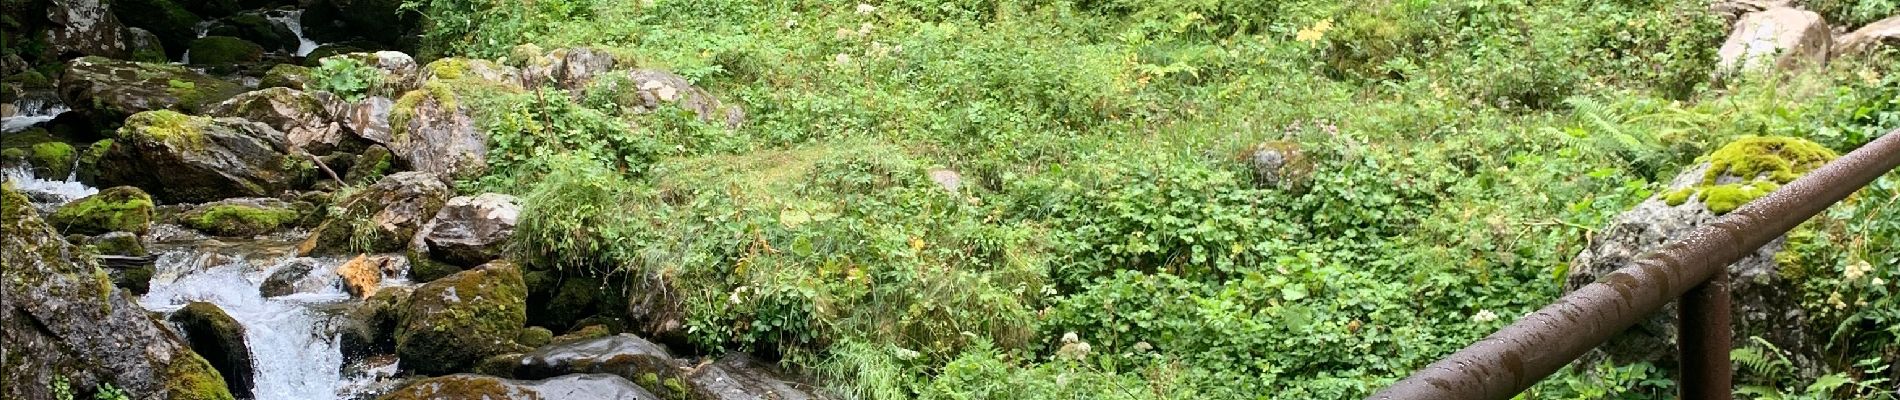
[1678,271,1732,400]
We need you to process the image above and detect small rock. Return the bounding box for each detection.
[338,254,397,298]
[259,258,330,297]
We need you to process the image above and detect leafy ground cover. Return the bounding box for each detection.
[392,0,1900,397]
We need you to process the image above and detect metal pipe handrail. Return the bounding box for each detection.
[1369,130,1900,400]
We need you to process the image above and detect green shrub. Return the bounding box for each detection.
[308,57,381,101]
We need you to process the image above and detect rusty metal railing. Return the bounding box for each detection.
[1369,129,1900,400]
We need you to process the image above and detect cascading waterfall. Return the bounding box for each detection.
[138,243,371,400]
[267,10,321,57]
[3,94,70,133]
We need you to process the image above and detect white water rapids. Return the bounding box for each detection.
[267,10,321,57]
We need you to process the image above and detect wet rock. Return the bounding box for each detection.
[261,64,313,90]
[376,374,660,400]
[340,96,397,146]
[259,257,329,297]
[208,87,359,156]
[416,193,519,267]
[1,186,236,400]
[1716,7,1831,77]
[188,36,266,65]
[1835,15,1900,58]
[300,171,450,256]
[75,139,112,185]
[339,254,402,297]
[179,197,306,237]
[42,0,129,59]
[1566,136,1835,376]
[550,325,612,345]
[58,57,245,129]
[397,261,529,375]
[206,12,298,53]
[388,86,486,180]
[603,69,747,128]
[169,302,255,398]
[88,231,148,256]
[111,0,203,59]
[341,286,411,359]
[687,354,825,400]
[511,334,689,395]
[1241,141,1314,192]
[96,110,298,203]
[303,43,368,66]
[48,186,155,235]
[125,27,169,63]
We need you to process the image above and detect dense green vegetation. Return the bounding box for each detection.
[390,0,1900,397]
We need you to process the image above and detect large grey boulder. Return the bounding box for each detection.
[416,193,520,267]
[0,186,236,400]
[687,354,825,400]
[1565,136,1836,377]
[1716,7,1832,77]
[388,86,486,180]
[95,110,299,203]
[376,374,659,400]
[42,0,129,59]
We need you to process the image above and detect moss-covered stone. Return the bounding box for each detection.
[97,110,294,203]
[28,141,76,178]
[2,69,51,87]
[76,139,113,185]
[169,302,253,397]
[87,231,147,257]
[396,261,529,376]
[516,327,553,348]
[47,186,155,236]
[59,57,246,126]
[181,200,301,237]
[550,324,612,345]
[407,246,463,283]
[1666,136,1839,214]
[162,350,237,400]
[260,64,312,90]
[187,36,264,65]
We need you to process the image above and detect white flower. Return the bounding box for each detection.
[1844,260,1873,281]
[1472,309,1499,323]
[1829,292,1848,310]
[1061,331,1080,344]
[833,53,852,66]
[835,27,855,39]
[1872,277,1887,286]
[856,3,877,14]
[858,22,875,35]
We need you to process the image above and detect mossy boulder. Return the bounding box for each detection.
[344,144,395,184]
[396,261,529,375]
[388,83,487,180]
[261,64,312,90]
[28,140,76,179]
[95,110,298,203]
[188,36,265,65]
[75,139,113,184]
[1,185,236,400]
[169,302,255,397]
[1662,136,1837,214]
[300,171,449,256]
[110,0,203,59]
[302,43,367,66]
[57,57,245,129]
[47,186,155,235]
[375,374,659,400]
[180,197,307,236]
[515,327,554,348]
[340,285,411,359]
[206,12,296,53]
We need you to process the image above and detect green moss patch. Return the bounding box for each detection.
[29,141,77,178]
[183,203,300,237]
[1663,136,1839,214]
[187,36,265,65]
[48,186,156,235]
[162,350,237,400]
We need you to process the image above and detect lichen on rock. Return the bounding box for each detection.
[1662,135,1836,214]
